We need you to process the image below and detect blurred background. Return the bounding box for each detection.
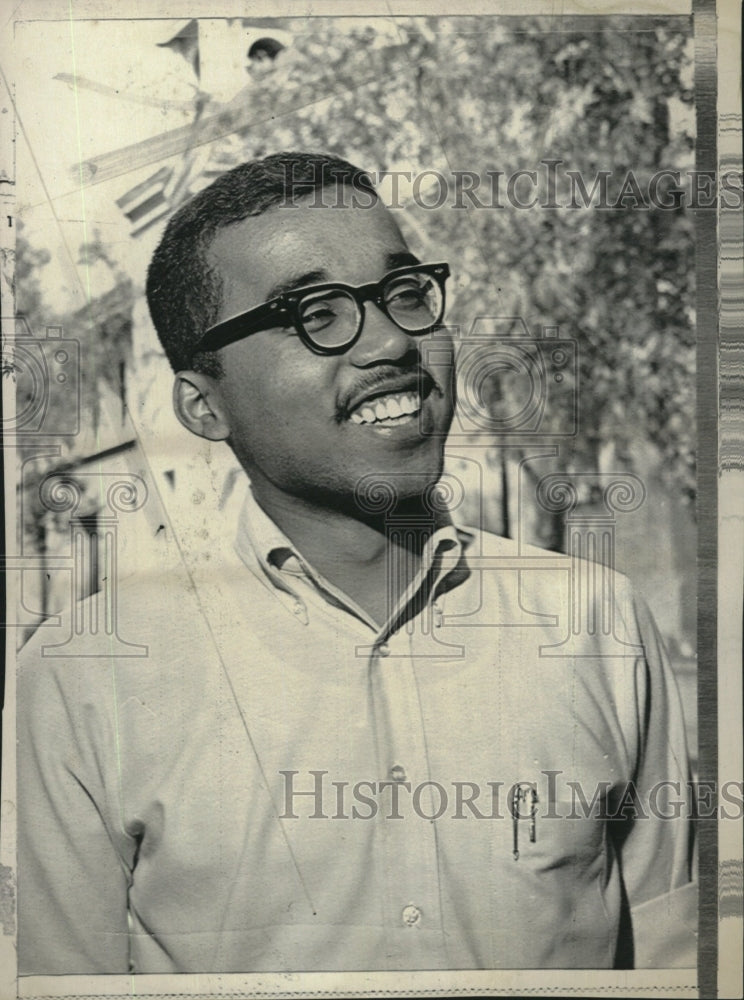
[8,13,696,765]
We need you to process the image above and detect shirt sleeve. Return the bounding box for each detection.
[17,638,134,974]
[610,587,697,968]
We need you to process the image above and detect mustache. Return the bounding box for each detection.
[338,364,443,421]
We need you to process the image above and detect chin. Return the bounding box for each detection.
[351,452,446,515]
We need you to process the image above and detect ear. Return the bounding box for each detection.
[173,371,231,441]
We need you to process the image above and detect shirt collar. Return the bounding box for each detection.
[235,485,296,569]
[234,485,473,630]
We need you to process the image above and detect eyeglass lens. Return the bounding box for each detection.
[298,271,443,350]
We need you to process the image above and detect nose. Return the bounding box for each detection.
[347,301,419,367]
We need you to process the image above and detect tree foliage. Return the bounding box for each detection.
[224,15,695,504]
[17,16,696,516]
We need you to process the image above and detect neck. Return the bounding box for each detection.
[248,475,443,624]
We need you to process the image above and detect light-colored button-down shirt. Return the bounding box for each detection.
[17,488,695,974]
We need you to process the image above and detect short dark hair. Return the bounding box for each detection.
[146,151,377,376]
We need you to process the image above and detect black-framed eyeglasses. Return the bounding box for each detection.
[194,262,451,357]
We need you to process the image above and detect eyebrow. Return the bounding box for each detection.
[263,251,423,303]
[386,250,421,270]
[264,270,328,302]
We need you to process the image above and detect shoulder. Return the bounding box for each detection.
[459,525,565,560]
[16,558,212,702]
[462,523,634,579]
[459,523,641,628]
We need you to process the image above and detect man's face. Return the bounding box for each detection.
[202,194,455,510]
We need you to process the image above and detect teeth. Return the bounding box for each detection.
[349,391,421,425]
[399,393,418,415]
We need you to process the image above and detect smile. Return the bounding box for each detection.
[348,391,422,426]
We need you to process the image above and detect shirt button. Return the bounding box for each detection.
[377,643,390,657]
[402,904,422,926]
[293,602,304,616]
[389,764,407,783]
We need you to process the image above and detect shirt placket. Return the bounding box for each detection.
[368,630,445,966]
[236,496,464,965]
[365,538,464,967]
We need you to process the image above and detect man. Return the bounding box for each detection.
[17,152,695,974]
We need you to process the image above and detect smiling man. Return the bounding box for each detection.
[163,172,456,624]
[17,152,695,975]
